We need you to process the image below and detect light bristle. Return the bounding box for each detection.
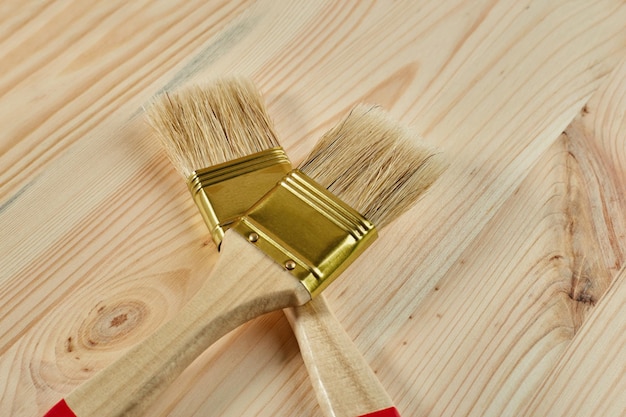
[299,105,446,228]
[146,77,279,178]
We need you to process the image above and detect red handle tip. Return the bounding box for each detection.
[44,399,77,417]
[357,406,401,417]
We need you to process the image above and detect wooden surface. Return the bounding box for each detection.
[1,1,626,416]
[65,231,310,417]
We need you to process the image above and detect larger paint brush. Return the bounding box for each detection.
[45,79,444,417]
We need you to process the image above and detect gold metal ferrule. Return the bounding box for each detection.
[187,147,292,246]
[232,170,378,297]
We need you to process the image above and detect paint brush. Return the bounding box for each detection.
[282,105,444,417]
[44,79,444,417]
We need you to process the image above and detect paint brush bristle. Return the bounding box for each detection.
[299,105,446,228]
[147,77,445,228]
[146,77,279,177]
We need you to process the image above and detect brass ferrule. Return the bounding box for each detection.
[232,170,378,297]
[187,147,292,246]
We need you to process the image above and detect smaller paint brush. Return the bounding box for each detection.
[283,105,444,417]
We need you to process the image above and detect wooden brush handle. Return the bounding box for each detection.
[47,231,310,417]
[285,295,399,417]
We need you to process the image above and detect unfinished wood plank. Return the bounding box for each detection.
[148,2,626,416]
[63,231,309,417]
[325,0,626,351]
[0,0,256,200]
[0,1,625,416]
[378,105,626,416]
[521,267,626,416]
[374,57,626,416]
[518,55,626,417]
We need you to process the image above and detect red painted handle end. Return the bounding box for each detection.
[358,406,401,417]
[44,399,77,417]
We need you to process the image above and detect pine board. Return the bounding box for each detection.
[1,1,625,416]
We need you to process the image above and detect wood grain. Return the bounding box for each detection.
[519,52,626,417]
[1,1,626,416]
[64,230,309,417]
[521,267,626,416]
[379,109,626,416]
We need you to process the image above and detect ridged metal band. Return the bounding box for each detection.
[186,147,292,246]
[232,170,378,297]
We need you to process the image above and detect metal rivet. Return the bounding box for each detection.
[285,260,296,270]
[248,232,259,243]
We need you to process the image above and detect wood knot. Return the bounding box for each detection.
[568,277,597,306]
[110,313,128,328]
[78,300,148,350]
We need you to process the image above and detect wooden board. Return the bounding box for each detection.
[1,1,625,415]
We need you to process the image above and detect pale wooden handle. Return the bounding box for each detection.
[63,231,310,417]
[285,295,397,417]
